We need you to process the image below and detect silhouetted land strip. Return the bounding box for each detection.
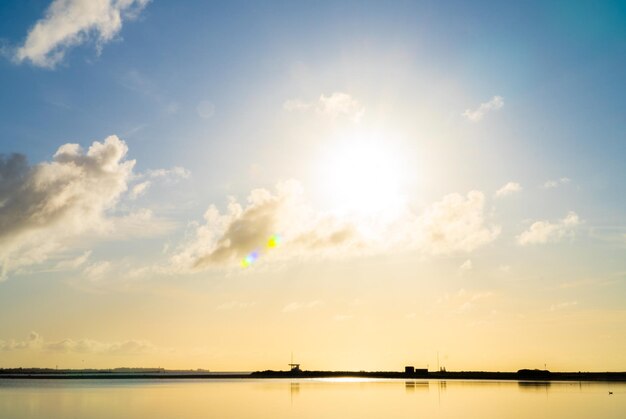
[250,369,626,382]
[1,368,626,381]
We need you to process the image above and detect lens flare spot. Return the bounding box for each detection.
[241,250,260,268]
[267,234,282,248]
[241,235,282,268]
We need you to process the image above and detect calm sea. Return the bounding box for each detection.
[0,378,624,418]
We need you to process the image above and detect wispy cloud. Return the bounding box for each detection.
[83,260,112,281]
[517,211,581,245]
[145,166,191,181]
[438,289,495,314]
[129,166,191,199]
[119,69,179,114]
[282,300,323,313]
[215,301,256,311]
[196,100,216,119]
[550,301,578,311]
[459,259,473,274]
[463,96,504,122]
[543,177,571,189]
[14,0,150,68]
[495,181,522,198]
[54,250,92,270]
[456,290,494,313]
[284,92,364,121]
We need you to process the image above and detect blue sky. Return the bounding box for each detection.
[0,0,625,370]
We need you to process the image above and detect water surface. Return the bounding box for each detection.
[1,378,624,418]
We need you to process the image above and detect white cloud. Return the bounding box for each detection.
[0,135,133,279]
[317,93,364,120]
[164,183,500,274]
[417,191,501,254]
[168,180,363,272]
[130,181,150,199]
[282,300,323,313]
[543,177,571,189]
[14,0,150,68]
[0,136,178,280]
[495,181,522,197]
[517,211,581,245]
[462,96,504,122]
[0,332,155,355]
[284,92,364,121]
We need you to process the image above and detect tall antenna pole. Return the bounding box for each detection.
[437,351,440,372]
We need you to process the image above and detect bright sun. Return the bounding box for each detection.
[318,138,406,214]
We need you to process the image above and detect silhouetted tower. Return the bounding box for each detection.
[289,352,301,372]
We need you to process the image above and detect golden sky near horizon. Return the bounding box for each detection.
[1,1,625,372]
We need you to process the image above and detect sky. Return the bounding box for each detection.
[0,0,625,372]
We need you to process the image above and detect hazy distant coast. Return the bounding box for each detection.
[1,368,625,382]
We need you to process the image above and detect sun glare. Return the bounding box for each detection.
[318,138,406,215]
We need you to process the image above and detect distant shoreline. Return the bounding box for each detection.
[1,369,625,382]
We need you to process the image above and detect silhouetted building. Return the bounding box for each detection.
[405,366,428,376]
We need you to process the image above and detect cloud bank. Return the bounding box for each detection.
[14,0,150,68]
[167,183,500,272]
[0,331,155,355]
